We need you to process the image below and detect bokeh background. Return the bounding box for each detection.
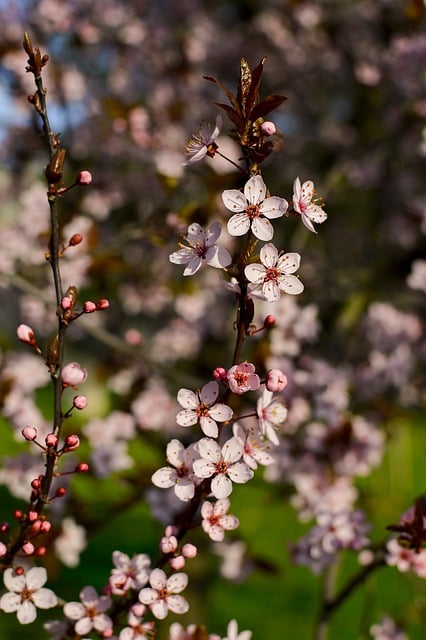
[0,1,425,638]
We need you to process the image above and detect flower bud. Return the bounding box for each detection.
[22,542,35,555]
[69,233,83,246]
[213,367,227,382]
[64,434,80,451]
[160,535,178,554]
[55,487,67,498]
[0,542,7,557]
[28,510,38,522]
[35,546,46,557]
[182,543,197,558]
[83,301,97,313]
[261,121,276,136]
[61,362,88,388]
[265,369,288,392]
[17,324,37,347]
[73,395,88,410]
[76,170,93,186]
[96,298,110,310]
[169,555,185,571]
[76,462,89,473]
[45,433,58,448]
[263,315,276,329]
[61,296,72,310]
[22,425,38,441]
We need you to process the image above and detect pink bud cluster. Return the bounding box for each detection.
[160,525,197,571]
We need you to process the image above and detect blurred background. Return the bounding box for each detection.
[0,1,425,638]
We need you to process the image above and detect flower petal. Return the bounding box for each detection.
[222,189,248,213]
[166,439,184,466]
[200,380,219,404]
[64,601,86,620]
[209,403,233,422]
[259,196,288,219]
[206,245,232,269]
[245,263,266,285]
[26,567,47,591]
[244,175,266,205]
[3,568,25,593]
[227,462,254,484]
[278,274,304,295]
[176,409,198,427]
[205,221,222,244]
[151,599,169,619]
[167,572,188,593]
[186,223,205,246]
[32,588,58,609]
[200,416,219,438]
[151,467,176,489]
[211,474,233,499]
[227,213,251,237]
[0,592,20,613]
[167,595,189,614]
[150,568,167,590]
[177,388,199,409]
[198,437,221,463]
[139,588,158,606]
[17,600,37,625]
[182,256,202,276]
[259,243,278,268]
[221,436,243,463]
[174,480,195,502]
[251,217,273,241]
[277,252,301,274]
[193,459,215,479]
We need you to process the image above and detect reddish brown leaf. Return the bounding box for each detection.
[250,94,287,121]
[245,57,267,118]
[203,74,239,111]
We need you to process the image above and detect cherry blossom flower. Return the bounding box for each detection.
[386,538,426,578]
[119,605,155,640]
[63,585,112,636]
[169,222,231,276]
[233,422,275,470]
[169,622,221,640]
[201,498,240,541]
[227,362,260,395]
[184,115,222,165]
[192,437,254,499]
[256,388,288,445]
[292,177,327,234]
[109,550,151,595]
[370,616,408,640]
[138,568,189,619]
[61,361,88,388]
[152,439,199,502]
[224,619,252,640]
[0,567,58,624]
[176,381,233,438]
[265,368,287,392]
[222,175,287,241]
[245,243,304,301]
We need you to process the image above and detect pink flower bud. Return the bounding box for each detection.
[265,369,288,392]
[76,170,92,186]
[83,300,97,313]
[131,603,146,618]
[96,298,110,310]
[160,535,178,554]
[22,425,38,441]
[45,433,58,447]
[213,366,227,382]
[103,629,114,639]
[169,555,185,571]
[69,233,83,246]
[40,520,51,533]
[0,542,7,557]
[73,395,88,410]
[30,521,42,535]
[61,362,88,388]
[61,296,72,310]
[263,314,276,329]
[76,462,89,473]
[28,510,38,522]
[35,546,46,557]
[165,525,178,537]
[261,121,276,136]
[182,543,197,558]
[22,542,35,555]
[0,522,10,534]
[64,434,80,451]
[17,324,36,346]
[55,487,67,498]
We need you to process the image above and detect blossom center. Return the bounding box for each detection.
[196,402,210,417]
[194,241,208,258]
[20,588,33,601]
[246,204,260,220]
[215,460,229,474]
[265,267,280,282]
[233,372,248,387]
[176,464,189,479]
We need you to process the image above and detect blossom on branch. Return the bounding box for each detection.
[227,362,260,394]
[139,568,189,619]
[256,388,288,445]
[222,175,287,241]
[152,439,199,502]
[201,498,239,541]
[176,381,233,438]
[63,585,112,636]
[292,177,327,234]
[169,222,231,276]
[245,243,304,301]
[0,567,57,624]
[184,115,222,165]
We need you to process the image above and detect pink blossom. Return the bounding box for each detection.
[233,422,275,470]
[119,607,155,640]
[169,221,231,276]
[292,177,327,234]
[224,619,252,640]
[184,115,222,165]
[222,175,288,241]
[151,439,199,502]
[109,550,150,595]
[265,369,287,392]
[61,362,88,388]
[76,170,93,186]
[176,381,233,438]
[256,389,288,445]
[261,121,276,136]
[0,567,57,624]
[245,243,304,301]
[201,498,239,541]
[192,437,254,499]
[139,568,189,619]
[63,585,112,636]
[227,362,260,395]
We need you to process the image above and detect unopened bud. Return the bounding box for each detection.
[83,301,97,313]
[22,426,38,441]
[64,434,80,451]
[22,542,35,555]
[69,233,83,246]
[96,298,109,310]
[0,542,7,557]
[45,433,58,448]
[265,369,287,392]
[261,121,276,136]
[263,314,276,329]
[169,555,185,571]
[182,543,197,559]
[76,170,92,186]
[61,296,72,310]
[28,511,38,522]
[213,367,227,382]
[55,487,67,498]
[76,462,89,473]
[17,324,37,347]
[61,362,88,388]
[73,395,88,410]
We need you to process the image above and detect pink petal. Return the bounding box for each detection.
[150,568,167,590]
[201,501,214,518]
[93,613,113,631]
[174,481,195,502]
[80,585,98,607]
[205,221,222,244]
[166,572,188,594]
[139,588,158,606]
[176,409,198,427]
[227,213,251,237]
[64,601,86,620]
[75,617,93,636]
[0,592,20,613]
[32,588,58,609]
[251,217,274,241]
[17,600,37,625]
[186,223,205,246]
[200,380,219,404]
[167,594,189,614]
[220,514,240,530]
[151,600,169,620]
[227,461,254,484]
[206,245,232,269]
[183,255,202,276]
[214,497,231,515]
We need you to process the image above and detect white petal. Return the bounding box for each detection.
[206,245,232,269]
[205,221,222,244]
[306,204,327,224]
[32,588,58,609]
[227,213,251,237]
[0,592,20,613]
[228,462,254,484]
[251,217,273,241]
[211,474,233,499]
[17,600,37,625]
[80,585,98,607]
[193,459,215,479]
[244,175,266,205]
[277,252,300,274]
[186,223,205,246]
[209,403,233,422]
[221,436,243,463]
[167,572,188,593]
[220,514,240,530]
[200,416,219,438]
[64,601,86,620]
[166,439,184,466]
[169,247,193,265]
[200,380,219,404]
[278,274,304,295]
[204,523,225,541]
[214,497,231,515]
[176,408,198,427]
[75,617,93,636]
[300,180,315,203]
[245,263,266,285]
[300,214,317,234]
[93,613,113,631]
[263,280,281,302]
[201,501,214,518]
[177,388,199,410]
[139,588,158,606]
[182,255,202,276]
[222,189,248,212]
[259,243,278,268]
[198,437,221,462]
[26,567,47,590]
[152,467,176,488]
[151,600,169,619]
[150,568,167,590]
[259,196,288,219]
[174,481,195,502]
[167,595,189,614]
[3,568,25,593]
